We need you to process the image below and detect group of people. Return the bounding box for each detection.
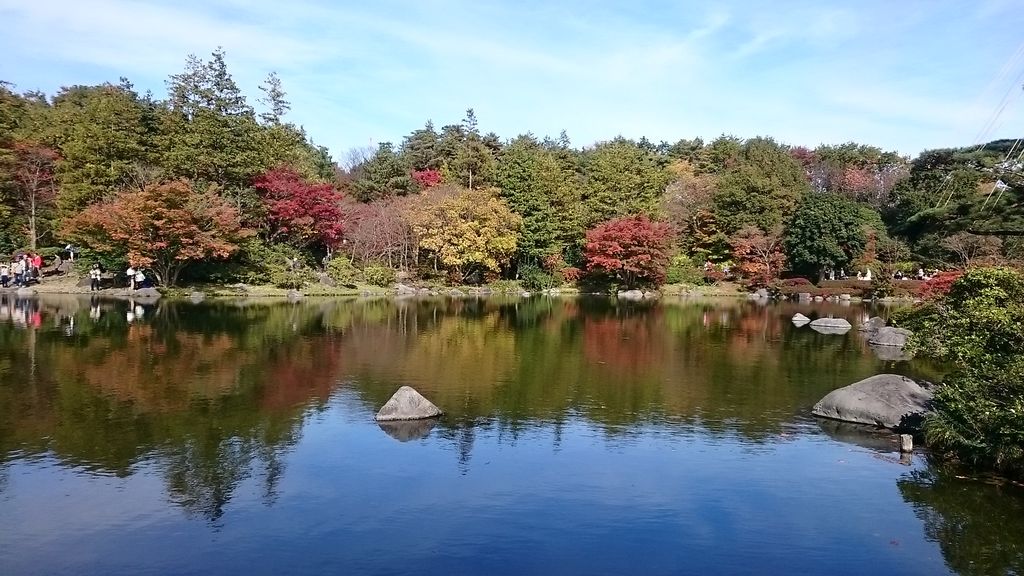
[86,263,151,291]
[0,253,44,288]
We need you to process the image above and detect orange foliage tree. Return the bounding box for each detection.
[63,180,250,285]
[729,225,785,286]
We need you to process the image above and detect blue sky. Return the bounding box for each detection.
[2,0,1023,160]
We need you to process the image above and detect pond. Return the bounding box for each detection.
[0,295,1022,576]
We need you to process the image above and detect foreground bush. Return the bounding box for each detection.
[326,257,360,286]
[898,267,1024,478]
[363,265,397,287]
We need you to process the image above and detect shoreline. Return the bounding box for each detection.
[2,276,918,303]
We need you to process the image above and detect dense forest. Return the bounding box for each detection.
[2,49,1023,291]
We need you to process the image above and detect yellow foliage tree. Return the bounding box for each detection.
[404,185,521,281]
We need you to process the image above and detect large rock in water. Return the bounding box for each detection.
[868,326,913,348]
[859,316,886,332]
[812,374,932,430]
[809,317,852,334]
[792,313,810,327]
[375,386,444,421]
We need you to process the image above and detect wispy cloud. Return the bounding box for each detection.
[1,0,1022,156]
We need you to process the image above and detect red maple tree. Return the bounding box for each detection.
[252,167,346,252]
[584,215,675,288]
[411,169,442,189]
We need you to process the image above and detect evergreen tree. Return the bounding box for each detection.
[580,138,668,226]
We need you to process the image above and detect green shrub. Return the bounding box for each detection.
[898,267,1024,478]
[519,262,557,291]
[489,279,522,293]
[226,239,313,288]
[326,257,360,286]
[665,255,704,285]
[363,265,396,287]
[869,275,895,299]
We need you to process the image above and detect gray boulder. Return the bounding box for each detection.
[859,316,886,332]
[870,344,913,362]
[134,287,161,299]
[189,291,205,303]
[792,313,811,327]
[287,289,303,300]
[839,293,851,301]
[375,386,444,421]
[617,289,644,300]
[810,317,852,335]
[395,283,417,295]
[755,288,769,299]
[797,292,812,301]
[869,326,913,348]
[810,317,851,329]
[643,290,660,299]
[15,287,36,297]
[812,374,932,430]
[447,288,466,297]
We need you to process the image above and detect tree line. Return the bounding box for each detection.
[1,48,1022,289]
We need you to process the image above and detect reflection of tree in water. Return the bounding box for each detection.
[898,468,1024,576]
[0,299,346,522]
[0,295,947,519]
[162,434,292,522]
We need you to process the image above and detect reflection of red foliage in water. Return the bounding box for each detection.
[582,311,664,374]
[260,337,344,412]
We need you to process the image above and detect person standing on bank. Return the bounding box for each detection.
[89,263,102,292]
[12,256,24,287]
[1,261,9,288]
[126,264,136,290]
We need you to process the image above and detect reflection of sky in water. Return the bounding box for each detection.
[2,392,957,576]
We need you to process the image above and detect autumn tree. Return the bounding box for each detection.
[345,198,415,269]
[404,185,521,282]
[11,141,59,249]
[730,226,785,285]
[941,232,1002,268]
[662,160,729,261]
[252,167,345,254]
[63,180,249,285]
[584,215,675,288]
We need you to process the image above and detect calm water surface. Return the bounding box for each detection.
[0,295,1022,576]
